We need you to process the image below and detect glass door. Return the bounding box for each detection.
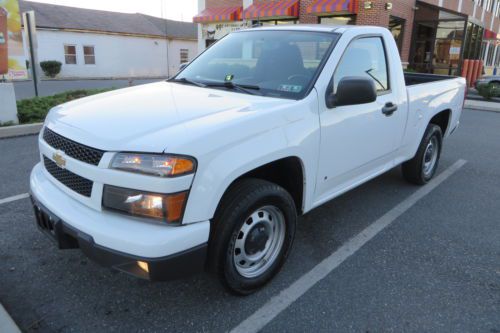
[411,23,436,73]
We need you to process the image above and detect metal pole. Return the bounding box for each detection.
[25,12,38,97]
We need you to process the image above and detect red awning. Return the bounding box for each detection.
[193,6,242,23]
[484,29,497,39]
[243,0,300,20]
[306,0,358,15]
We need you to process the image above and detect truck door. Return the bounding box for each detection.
[315,36,406,201]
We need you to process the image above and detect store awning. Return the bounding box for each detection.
[306,0,359,15]
[193,6,242,23]
[243,0,300,20]
[484,29,497,39]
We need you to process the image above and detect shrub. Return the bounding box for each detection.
[476,83,500,100]
[17,88,113,124]
[40,60,62,78]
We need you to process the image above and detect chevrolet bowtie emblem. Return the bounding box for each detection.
[53,151,66,169]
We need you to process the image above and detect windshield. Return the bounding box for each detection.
[174,30,339,99]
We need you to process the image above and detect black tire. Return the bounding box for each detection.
[208,178,297,295]
[402,124,443,185]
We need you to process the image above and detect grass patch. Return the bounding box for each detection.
[16,88,113,124]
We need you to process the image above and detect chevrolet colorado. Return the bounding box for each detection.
[30,25,466,295]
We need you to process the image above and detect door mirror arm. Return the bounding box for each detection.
[326,93,337,108]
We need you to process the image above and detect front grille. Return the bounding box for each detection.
[43,156,93,197]
[43,128,105,166]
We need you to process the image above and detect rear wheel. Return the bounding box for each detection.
[209,179,297,295]
[402,124,443,185]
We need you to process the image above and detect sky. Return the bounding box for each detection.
[27,0,198,22]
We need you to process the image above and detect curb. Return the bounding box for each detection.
[0,123,43,139]
[0,304,21,333]
[465,100,500,113]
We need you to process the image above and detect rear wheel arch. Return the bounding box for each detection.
[429,109,451,136]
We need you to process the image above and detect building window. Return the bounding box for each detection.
[180,49,189,64]
[319,15,355,25]
[486,43,495,66]
[389,16,405,55]
[64,45,77,64]
[494,45,500,67]
[254,19,297,26]
[83,46,95,65]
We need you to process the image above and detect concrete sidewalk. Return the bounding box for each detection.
[465,99,499,112]
[0,304,21,333]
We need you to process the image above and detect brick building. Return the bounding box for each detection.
[194,0,500,75]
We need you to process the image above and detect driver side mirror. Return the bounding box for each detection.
[326,77,377,108]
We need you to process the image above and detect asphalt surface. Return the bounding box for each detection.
[13,79,162,100]
[0,109,499,332]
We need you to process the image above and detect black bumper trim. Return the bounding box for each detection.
[31,195,207,281]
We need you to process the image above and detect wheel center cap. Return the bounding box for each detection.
[245,224,269,255]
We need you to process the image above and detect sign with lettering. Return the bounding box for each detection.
[202,22,250,41]
[0,0,28,80]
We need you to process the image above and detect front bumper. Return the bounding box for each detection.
[30,162,210,280]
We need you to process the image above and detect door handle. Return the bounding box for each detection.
[382,102,398,116]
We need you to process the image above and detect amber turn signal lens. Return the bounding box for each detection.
[165,191,188,222]
[172,158,195,176]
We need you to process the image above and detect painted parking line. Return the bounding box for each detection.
[0,193,30,206]
[231,159,467,333]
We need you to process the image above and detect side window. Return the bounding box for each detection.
[333,37,389,93]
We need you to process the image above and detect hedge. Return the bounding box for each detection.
[16,89,112,124]
[40,61,62,78]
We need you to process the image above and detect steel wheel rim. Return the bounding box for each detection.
[233,206,286,278]
[423,136,438,176]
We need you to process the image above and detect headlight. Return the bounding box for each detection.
[111,153,196,177]
[103,185,188,223]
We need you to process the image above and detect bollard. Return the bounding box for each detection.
[461,59,470,86]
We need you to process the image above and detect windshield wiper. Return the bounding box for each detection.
[205,81,262,96]
[170,77,206,88]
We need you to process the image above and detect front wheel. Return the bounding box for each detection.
[208,179,297,295]
[402,124,443,185]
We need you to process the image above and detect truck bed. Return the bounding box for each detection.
[404,72,458,86]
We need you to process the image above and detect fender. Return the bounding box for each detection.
[181,92,321,224]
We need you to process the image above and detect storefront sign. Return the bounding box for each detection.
[202,22,250,41]
[449,46,460,55]
[0,0,28,80]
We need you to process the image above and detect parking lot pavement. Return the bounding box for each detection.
[0,109,499,332]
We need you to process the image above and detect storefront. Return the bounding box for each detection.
[243,0,299,25]
[481,29,500,74]
[306,0,358,25]
[195,0,499,72]
[409,3,468,76]
[193,6,247,48]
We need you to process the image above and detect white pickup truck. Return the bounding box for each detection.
[30,25,466,295]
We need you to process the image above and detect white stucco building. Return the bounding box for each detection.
[20,1,198,79]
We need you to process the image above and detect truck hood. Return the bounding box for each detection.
[45,81,291,153]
